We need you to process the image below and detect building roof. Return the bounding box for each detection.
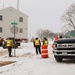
[0,6,28,17]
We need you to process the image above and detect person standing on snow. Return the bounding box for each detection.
[43,37,48,47]
[55,36,59,41]
[6,38,13,57]
[33,37,41,55]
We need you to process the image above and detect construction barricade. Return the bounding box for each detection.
[41,45,48,58]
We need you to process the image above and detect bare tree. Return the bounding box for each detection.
[62,24,70,33]
[61,3,75,31]
[36,29,54,40]
[30,37,35,42]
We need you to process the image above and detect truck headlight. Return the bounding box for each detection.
[52,41,57,49]
[54,44,57,49]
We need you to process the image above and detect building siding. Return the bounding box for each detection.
[0,7,28,41]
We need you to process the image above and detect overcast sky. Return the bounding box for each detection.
[0,0,74,38]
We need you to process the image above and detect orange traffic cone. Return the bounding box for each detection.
[41,45,48,58]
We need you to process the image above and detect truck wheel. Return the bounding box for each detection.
[54,56,62,62]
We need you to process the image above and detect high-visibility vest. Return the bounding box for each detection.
[55,36,59,41]
[6,40,12,47]
[35,40,40,45]
[44,40,48,45]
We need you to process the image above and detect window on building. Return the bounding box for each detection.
[19,28,23,33]
[0,15,3,21]
[0,27,2,33]
[19,17,23,22]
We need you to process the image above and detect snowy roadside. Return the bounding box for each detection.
[1,42,75,75]
[0,41,53,75]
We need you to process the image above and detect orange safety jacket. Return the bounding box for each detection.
[55,36,59,41]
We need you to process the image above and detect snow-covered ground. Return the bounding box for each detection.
[0,41,75,75]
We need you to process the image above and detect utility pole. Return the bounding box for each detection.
[3,2,4,9]
[17,0,19,10]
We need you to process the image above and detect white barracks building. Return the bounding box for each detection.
[0,7,28,42]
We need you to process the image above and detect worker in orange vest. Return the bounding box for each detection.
[33,37,41,55]
[55,36,59,41]
[6,38,13,57]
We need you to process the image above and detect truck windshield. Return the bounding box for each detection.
[64,30,75,37]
